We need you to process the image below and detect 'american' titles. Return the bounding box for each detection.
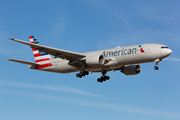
[102,48,137,57]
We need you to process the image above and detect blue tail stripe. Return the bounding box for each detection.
[34,41,39,44]
[33,39,38,42]
[40,53,49,56]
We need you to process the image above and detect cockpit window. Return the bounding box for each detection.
[161,46,168,49]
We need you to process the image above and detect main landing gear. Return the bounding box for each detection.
[76,70,110,83]
[76,71,89,78]
[97,70,110,83]
[97,75,110,83]
[154,59,162,70]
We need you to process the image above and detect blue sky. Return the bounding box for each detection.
[0,0,180,120]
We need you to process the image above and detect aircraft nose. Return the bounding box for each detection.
[167,49,172,55]
[161,48,172,57]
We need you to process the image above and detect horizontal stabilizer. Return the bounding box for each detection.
[7,59,40,66]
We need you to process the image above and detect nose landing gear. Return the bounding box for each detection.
[154,59,162,70]
[154,66,159,70]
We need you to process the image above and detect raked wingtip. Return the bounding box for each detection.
[9,38,15,40]
[7,59,11,61]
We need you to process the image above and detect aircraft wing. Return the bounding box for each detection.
[9,38,86,61]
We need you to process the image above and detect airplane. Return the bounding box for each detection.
[7,35,172,83]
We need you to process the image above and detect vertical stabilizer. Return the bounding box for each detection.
[29,35,52,65]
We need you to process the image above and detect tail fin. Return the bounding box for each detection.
[29,35,52,64]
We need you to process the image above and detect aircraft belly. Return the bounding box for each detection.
[115,54,137,65]
[113,53,154,66]
[53,61,78,73]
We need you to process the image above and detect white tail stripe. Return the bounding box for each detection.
[34,55,51,60]
[37,61,50,64]
[33,51,39,54]
[30,38,34,42]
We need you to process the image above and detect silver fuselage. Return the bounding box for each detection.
[33,43,172,73]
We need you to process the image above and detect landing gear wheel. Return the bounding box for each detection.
[97,70,110,83]
[76,71,89,78]
[82,73,85,76]
[154,59,161,71]
[101,76,106,81]
[97,78,103,83]
[97,75,110,83]
[77,73,82,77]
[76,73,82,78]
[85,71,89,75]
[154,66,159,70]
[106,76,110,80]
[76,73,80,77]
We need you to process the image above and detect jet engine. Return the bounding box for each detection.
[86,55,105,66]
[121,65,141,75]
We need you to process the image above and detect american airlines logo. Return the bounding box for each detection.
[102,48,137,57]
[139,45,145,53]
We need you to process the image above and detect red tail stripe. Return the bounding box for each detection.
[32,48,38,51]
[29,36,32,39]
[34,53,41,57]
[31,41,35,44]
[35,58,50,63]
[35,63,53,69]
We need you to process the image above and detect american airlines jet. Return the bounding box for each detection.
[7,36,172,83]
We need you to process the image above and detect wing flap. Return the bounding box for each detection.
[7,59,40,66]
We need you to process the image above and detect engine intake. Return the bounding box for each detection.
[86,55,105,66]
[122,65,141,75]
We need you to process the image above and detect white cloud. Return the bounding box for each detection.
[49,16,65,38]
[137,5,175,21]
[0,29,8,55]
[165,58,180,62]
[0,88,180,119]
[82,0,127,22]
[0,80,105,98]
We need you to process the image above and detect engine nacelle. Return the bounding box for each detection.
[86,55,105,66]
[122,65,141,75]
